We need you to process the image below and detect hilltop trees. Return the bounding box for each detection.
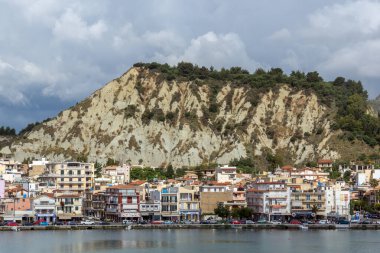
[0,126,16,136]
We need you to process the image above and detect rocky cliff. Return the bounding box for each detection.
[1,65,374,167]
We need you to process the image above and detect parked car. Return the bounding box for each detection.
[151,220,164,224]
[230,220,241,224]
[359,220,372,224]
[6,221,19,226]
[33,219,45,225]
[337,219,350,224]
[289,219,302,225]
[163,220,174,225]
[67,221,77,225]
[180,220,192,224]
[80,220,95,225]
[138,220,149,225]
[54,221,64,225]
[256,219,268,224]
[317,220,329,224]
[270,220,282,225]
[245,220,255,224]
[97,221,110,225]
[122,220,134,225]
[39,221,49,226]
[22,222,33,226]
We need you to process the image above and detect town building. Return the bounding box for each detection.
[247,182,291,221]
[33,194,56,223]
[105,184,140,222]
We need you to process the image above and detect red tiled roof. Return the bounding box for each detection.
[281,165,293,170]
[129,180,146,185]
[318,159,333,164]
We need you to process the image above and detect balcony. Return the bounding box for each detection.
[123,204,139,210]
[106,208,118,213]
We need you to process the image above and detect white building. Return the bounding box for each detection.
[247,182,291,221]
[324,183,350,219]
[215,165,238,183]
[33,195,56,223]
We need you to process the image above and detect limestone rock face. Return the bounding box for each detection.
[3,67,342,167]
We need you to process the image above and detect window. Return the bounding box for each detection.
[295,195,299,200]
[306,195,310,200]
[317,204,322,208]
[306,204,311,209]
[61,170,64,175]
[61,178,64,182]
[318,195,322,200]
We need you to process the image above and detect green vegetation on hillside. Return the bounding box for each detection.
[0,126,16,136]
[134,62,379,146]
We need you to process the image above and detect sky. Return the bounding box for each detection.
[1,0,380,131]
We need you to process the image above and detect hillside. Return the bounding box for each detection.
[1,63,378,168]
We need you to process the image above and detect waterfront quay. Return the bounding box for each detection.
[2,223,380,231]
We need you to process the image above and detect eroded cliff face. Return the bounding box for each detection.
[3,67,341,167]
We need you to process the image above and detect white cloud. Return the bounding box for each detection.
[320,39,380,78]
[53,9,107,42]
[157,32,259,71]
[306,0,380,39]
[269,28,291,41]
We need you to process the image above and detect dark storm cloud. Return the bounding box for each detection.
[0,0,379,130]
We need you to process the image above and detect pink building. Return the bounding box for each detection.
[0,179,5,198]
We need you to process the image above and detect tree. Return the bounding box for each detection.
[343,170,351,183]
[238,207,253,219]
[94,161,103,178]
[370,179,379,188]
[311,204,319,220]
[214,202,230,219]
[175,168,187,178]
[231,208,240,219]
[165,164,175,179]
[106,158,118,166]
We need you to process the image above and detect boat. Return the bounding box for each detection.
[11,226,19,232]
[298,224,308,230]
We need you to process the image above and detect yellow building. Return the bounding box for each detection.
[179,187,200,221]
[46,162,95,195]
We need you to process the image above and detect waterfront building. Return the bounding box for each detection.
[140,189,161,221]
[247,182,291,221]
[161,186,179,221]
[33,194,56,223]
[291,188,326,219]
[179,187,200,222]
[90,192,107,220]
[199,182,233,214]
[55,193,83,221]
[105,184,140,222]
[324,182,350,220]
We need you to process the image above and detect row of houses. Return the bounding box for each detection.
[1,157,379,223]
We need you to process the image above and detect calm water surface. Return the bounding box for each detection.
[0,229,379,253]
